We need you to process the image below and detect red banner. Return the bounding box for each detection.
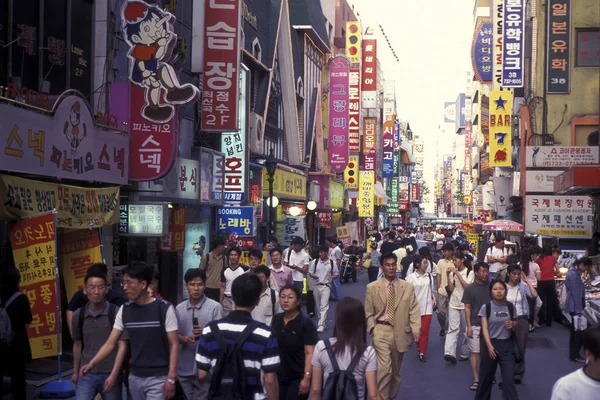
[410,184,420,202]
[348,67,361,153]
[316,211,332,228]
[362,117,377,171]
[328,56,350,172]
[361,38,377,92]
[160,207,186,252]
[62,229,102,300]
[201,0,242,132]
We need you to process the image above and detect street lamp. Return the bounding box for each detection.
[265,148,278,237]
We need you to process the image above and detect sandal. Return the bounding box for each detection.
[469,382,479,391]
[418,354,426,362]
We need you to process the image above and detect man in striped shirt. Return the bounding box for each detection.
[196,273,280,399]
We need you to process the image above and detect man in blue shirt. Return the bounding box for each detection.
[565,257,592,363]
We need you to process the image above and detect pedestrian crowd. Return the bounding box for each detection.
[1,228,599,400]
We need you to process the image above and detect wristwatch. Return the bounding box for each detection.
[167,378,176,385]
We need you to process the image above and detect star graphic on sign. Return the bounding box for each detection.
[494,96,507,110]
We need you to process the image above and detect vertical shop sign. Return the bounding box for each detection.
[328,56,350,172]
[201,0,242,131]
[382,81,395,178]
[410,183,420,202]
[316,211,332,228]
[388,178,399,213]
[61,229,102,299]
[9,213,58,359]
[489,91,513,167]
[358,170,375,217]
[502,0,525,87]
[362,117,377,171]
[70,0,93,95]
[160,207,186,252]
[346,22,361,63]
[546,0,571,93]
[348,67,361,153]
[492,0,505,90]
[393,123,400,176]
[361,28,377,108]
[471,21,493,82]
[481,95,490,145]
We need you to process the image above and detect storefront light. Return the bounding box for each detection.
[266,196,279,207]
[307,200,317,211]
[288,206,302,216]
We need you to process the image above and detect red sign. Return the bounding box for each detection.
[236,237,255,249]
[410,184,420,202]
[398,201,410,211]
[328,56,350,172]
[160,207,186,252]
[348,67,361,153]
[128,84,177,181]
[201,0,242,132]
[316,211,332,228]
[361,38,377,92]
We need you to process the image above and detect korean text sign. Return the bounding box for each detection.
[526,195,593,239]
[525,146,599,168]
[471,21,493,82]
[221,131,246,202]
[9,213,58,359]
[382,81,395,178]
[138,157,200,201]
[361,36,377,108]
[160,206,186,252]
[502,0,525,87]
[546,0,571,93]
[358,170,375,218]
[336,225,351,247]
[0,95,128,184]
[61,229,102,300]
[388,178,399,213]
[492,1,505,90]
[348,67,361,153]
[328,56,350,172]
[216,206,255,237]
[0,175,120,229]
[120,204,168,236]
[201,0,242,131]
[489,91,513,167]
[362,117,377,171]
[262,168,306,200]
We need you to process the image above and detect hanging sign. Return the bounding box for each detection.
[216,206,255,237]
[328,56,350,172]
[526,195,593,239]
[502,0,525,87]
[382,81,395,178]
[362,117,377,171]
[348,67,361,153]
[489,91,513,167]
[492,0,505,90]
[361,29,377,108]
[546,0,571,93]
[410,184,420,203]
[344,155,359,189]
[119,203,169,236]
[61,229,103,300]
[336,225,351,248]
[358,170,375,218]
[160,206,186,252]
[388,178,399,213]
[9,213,58,359]
[525,146,599,168]
[138,157,200,201]
[316,211,332,228]
[471,21,493,82]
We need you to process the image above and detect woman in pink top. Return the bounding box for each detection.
[521,246,543,330]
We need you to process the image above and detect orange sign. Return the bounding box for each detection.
[160,207,186,252]
[61,229,103,300]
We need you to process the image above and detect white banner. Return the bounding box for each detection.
[525,170,563,193]
[525,146,599,168]
[525,195,594,239]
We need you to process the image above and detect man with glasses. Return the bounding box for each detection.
[80,261,179,400]
[71,269,128,400]
[251,265,282,326]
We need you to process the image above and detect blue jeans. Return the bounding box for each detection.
[330,274,342,300]
[77,373,122,400]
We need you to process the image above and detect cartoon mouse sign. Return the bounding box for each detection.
[121,0,199,123]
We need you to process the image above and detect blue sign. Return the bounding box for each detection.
[472,22,493,82]
[455,93,466,132]
[216,206,255,237]
[502,0,525,87]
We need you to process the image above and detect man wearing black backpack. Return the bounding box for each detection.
[71,269,128,399]
[308,245,340,333]
[196,273,280,400]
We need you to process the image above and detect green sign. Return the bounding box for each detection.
[388,178,399,213]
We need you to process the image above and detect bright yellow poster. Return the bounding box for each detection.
[358,170,375,217]
[489,91,513,167]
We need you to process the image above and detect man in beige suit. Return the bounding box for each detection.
[365,252,421,400]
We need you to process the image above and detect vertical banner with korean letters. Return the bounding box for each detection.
[388,178,399,213]
[9,213,58,359]
[361,28,377,108]
[546,0,570,93]
[358,170,375,218]
[61,229,103,300]
[362,117,377,171]
[345,22,361,63]
[201,0,242,131]
[492,0,505,90]
[489,91,513,167]
[382,81,395,178]
[410,184,420,203]
[348,67,361,153]
[328,56,350,172]
[502,0,525,87]
[160,206,186,252]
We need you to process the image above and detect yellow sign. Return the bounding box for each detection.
[60,229,103,300]
[330,181,344,209]
[239,251,267,266]
[263,168,306,200]
[345,22,361,63]
[0,175,120,228]
[466,233,481,255]
[358,170,375,217]
[336,225,351,247]
[489,91,512,167]
[344,155,359,189]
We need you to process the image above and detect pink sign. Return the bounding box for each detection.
[328,56,350,172]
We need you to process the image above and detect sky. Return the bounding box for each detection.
[352,0,475,212]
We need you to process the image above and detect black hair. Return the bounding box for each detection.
[184,268,206,284]
[387,231,396,240]
[400,238,410,247]
[228,246,242,256]
[473,262,490,273]
[0,265,21,295]
[495,235,505,243]
[489,279,508,298]
[212,237,226,249]
[269,247,282,256]
[326,235,337,244]
[370,241,378,249]
[87,263,108,275]
[291,236,305,245]
[84,270,108,285]
[248,248,263,260]
[318,244,330,253]
[418,246,431,259]
[122,260,153,287]
[576,257,593,268]
[583,325,600,359]
[352,240,358,244]
[521,246,541,276]
[152,267,161,282]
[232,273,262,308]
[380,252,398,265]
[442,243,454,252]
[279,285,302,310]
[255,265,271,278]
[413,256,426,270]
[505,264,522,283]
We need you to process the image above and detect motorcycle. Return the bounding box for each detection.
[340,254,359,283]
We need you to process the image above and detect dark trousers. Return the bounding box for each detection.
[306,290,315,315]
[475,338,519,400]
[527,296,537,326]
[514,318,529,380]
[569,312,584,360]
[279,378,308,400]
[537,280,558,326]
[1,361,27,400]
[205,287,221,303]
[367,267,379,282]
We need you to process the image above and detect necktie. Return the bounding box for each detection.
[388,282,395,325]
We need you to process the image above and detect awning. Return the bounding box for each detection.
[374,181,391,205]
[399,142,414,164]
[554,165,600,195]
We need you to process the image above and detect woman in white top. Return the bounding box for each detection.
[521,246,543,330]
[444,252,474,363]
[310,297,380,400]
[406,256,437,362]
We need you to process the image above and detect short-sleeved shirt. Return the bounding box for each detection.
[406,272,435,315]
[380,241,399,255]
[310,258,339,285]
[485,246,508,273]
[526,261,541,287]
[113,301,178,332]
[282,249,311,282]
[406,260,438,277]
[506,283,531,317]
[272,312,318,383]
[551,368,600,400]
[538,255,557,281]
[269,265,294,289]
[221,265,249,295]
[365,250,381,268]
[201,251,227,289]
[72,301,128,374]
[311,339,377,400]
[478,302,512,340]
[175,297,223,377]
[462,281,490,326]
[251,288,282,326]
[67,287,128,312]
[437,259,454,296]
[328,246,343,265]
[449,268,473,310]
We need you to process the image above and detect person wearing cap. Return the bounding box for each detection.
[282,237,310,292]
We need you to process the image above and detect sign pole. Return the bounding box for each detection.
[97,227,106,264]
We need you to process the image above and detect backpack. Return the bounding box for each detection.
[312,258,335,276]
[0,292,21,344]
[321,339,364,400]
[209,320,261,400]
[77,302,118,348]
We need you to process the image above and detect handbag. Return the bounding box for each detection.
[364,257,372,269]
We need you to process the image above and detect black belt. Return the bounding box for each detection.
[316,283,330,286]
[224,294,232,298]
[517,315,528,320]
[377,321,393,326]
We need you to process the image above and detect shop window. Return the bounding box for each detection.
[576,29,600,67]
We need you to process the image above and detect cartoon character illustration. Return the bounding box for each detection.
[122,1,200,123]
[63,101,87,152]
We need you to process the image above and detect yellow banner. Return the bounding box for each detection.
[61,229,103,300]
[9,213,59,359]
[358,170,375,217]
[344,156,359,189]
[262,168,306,200]
[0,174,120,228]
[489,91,513,167]
[330,181,344,209]
[336,225,351,247]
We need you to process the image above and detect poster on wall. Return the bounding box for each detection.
[182,223,211,298]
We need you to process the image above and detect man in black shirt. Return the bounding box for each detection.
[380,232,399,255]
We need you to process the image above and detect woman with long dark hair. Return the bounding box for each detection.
[310,297,379,400]
[406,256,437,362]
[272,285,318,400]
[475,279,519,400]
[537,245,561,326]
[521,246,543,330]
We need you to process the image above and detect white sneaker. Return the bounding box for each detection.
[317,326,325,333]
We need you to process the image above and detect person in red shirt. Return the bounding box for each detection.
[537,245,561,327]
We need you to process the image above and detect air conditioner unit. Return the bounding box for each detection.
[249,112,265,153]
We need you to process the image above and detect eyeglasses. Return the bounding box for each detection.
[86,285,106,292]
